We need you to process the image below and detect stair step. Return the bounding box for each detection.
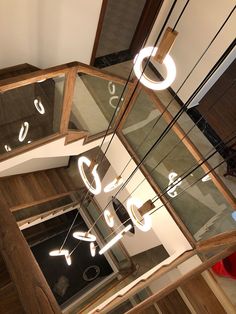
[44,169,68,194]
[0,63,40,81]
[56,168,76,191]
[31,172,58,197]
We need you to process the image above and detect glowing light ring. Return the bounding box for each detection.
[18,122,29,142]
[104,209,114,228]
[126,198,152,232]
[99,224,132,255]
[202,174,211,182]
[167,172,182,198]
[34,97,45,114]
[104,176,123,193]
[78,156,102,195]
[4,145,11,152]
[73,231,96,242]
[133,46,176,90]
[108,81,116,95]
[90,242,96,257]
[109,95,119,109]
[49,249,71,266]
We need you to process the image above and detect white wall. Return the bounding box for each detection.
[99,136,192,256]
[147,0,236,103]
[0,0,102,69]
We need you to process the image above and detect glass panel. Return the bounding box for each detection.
[0,75,65,154]
[122,89,235,240]
[85,198,130,266]
[70,73,126,135]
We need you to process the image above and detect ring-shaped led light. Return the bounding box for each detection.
[104,209,115,228]
[73,231,96,242]
[90,242,96,257]
[126,198,152,232]
[49,249,71,266]
[133,46,176,90]
[78,156,102,195]
[108,81,116,95]
[18,122,29,142]
[4,145,11,152]
[34,97,45,114]
[104,176,123,193]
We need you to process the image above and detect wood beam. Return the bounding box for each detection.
[197,231,236,252]
[0,200,61,314]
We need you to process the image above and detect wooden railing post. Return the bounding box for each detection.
[0,200,61,314]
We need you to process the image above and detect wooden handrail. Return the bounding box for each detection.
[92,249,195,313]
[125,244,236,314]
[0,200,61,313]
[197,230,236,252]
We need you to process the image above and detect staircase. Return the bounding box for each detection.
[0,167,80,229]
[0,254,24,313]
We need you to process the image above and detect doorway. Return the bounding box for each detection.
[91,0,163,68]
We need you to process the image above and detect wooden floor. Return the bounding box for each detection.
[198,58,236,148]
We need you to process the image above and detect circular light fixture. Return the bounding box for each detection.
[104,176,123,193]
[133,46,176,90]
[126,198,152,232]
[167,172,182,198]
[104,209,114,228]
[108,81,116,95]
[4,145,11,152]
[49,249,71,266]
[73,231,96,242]
[78,156,102,195]
[90,242,96,257]
[34,97,45,114]
[18,122,29,142]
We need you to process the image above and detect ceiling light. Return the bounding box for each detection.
[133,46,176,90]
[90,242,96,257]
[167,172,182,198]
[4,145,11,152]
[126,198,152,232]
[34,97,45,114]
[18,122,29,142]
[73,231,96,242]
[104,176,123,193]
[104,209,114,228]
[78,156,102,195]
[49,249,71,266]
[99,224,132,255]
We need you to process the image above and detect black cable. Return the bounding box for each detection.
[172,0,190,31]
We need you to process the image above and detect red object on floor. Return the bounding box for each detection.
[212,252,236,280]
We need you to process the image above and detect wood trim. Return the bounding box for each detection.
[94,250,195,313]
[117,132,196,247]
[77,63,130,84]
[0,133,65,163]
[0,62,78,93]
[0,200,61,314]
[129,0,164,56]
[90,0,108,65]
[115,80,139,131]
[196,230,236,252]
[146,88,236,209]
[125,245,236,314]
[60,67,78,133]
[65,130,89,145]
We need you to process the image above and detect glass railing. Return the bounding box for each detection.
[0,75,65,155]
[69,72,127,136]
[121,88,235,241]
